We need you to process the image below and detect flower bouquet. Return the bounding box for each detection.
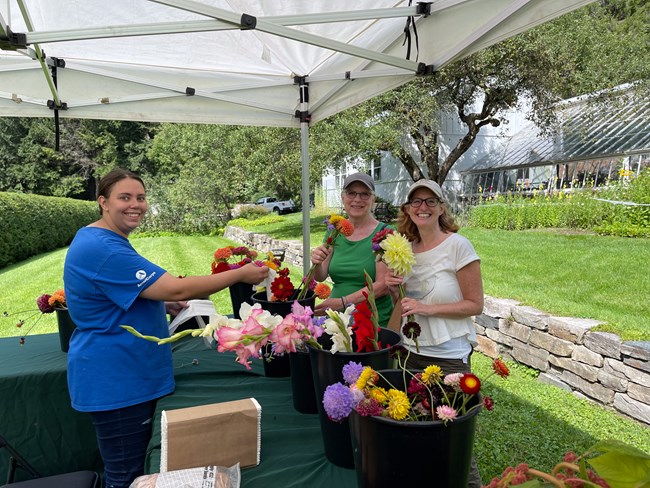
[3,289,67,346]
[295,213,353,300]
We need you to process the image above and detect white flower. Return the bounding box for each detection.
[324,305,354,352]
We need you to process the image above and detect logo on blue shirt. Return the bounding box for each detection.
[136,270,147,280]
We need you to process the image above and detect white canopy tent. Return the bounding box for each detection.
[0,0,594,270]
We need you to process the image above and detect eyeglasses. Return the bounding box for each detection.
[409,198,440,208]
[343,190,373,200]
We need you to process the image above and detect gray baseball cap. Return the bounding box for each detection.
[343,173,375,192]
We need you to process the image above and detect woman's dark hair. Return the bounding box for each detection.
[396,201,459,243]
[97,168,145,215]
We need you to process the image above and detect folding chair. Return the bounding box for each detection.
[0,435,100,488]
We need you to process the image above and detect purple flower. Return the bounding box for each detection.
[36,294,54,313]
[323,382,354,421]
[342,361,364,385]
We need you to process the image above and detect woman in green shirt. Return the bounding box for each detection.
[311,173,394,327]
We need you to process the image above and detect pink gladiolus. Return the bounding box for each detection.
[216,327,245,353]
[269,316,301,354]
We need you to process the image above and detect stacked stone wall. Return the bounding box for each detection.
[224,226,650,425]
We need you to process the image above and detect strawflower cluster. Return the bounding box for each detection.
[296,214,354,300]
[3,289,67,345]
[323,352,509,423]
[484,440,649,488]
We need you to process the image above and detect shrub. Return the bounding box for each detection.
[467,170,650,236]
[236,205,270,220]
[0,192,97,268]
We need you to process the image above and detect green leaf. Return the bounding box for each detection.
[587,451,650,488]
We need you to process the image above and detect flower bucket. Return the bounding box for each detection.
[260,343,291,377]
[55,308,77,353]
[308,328,401,468]
[289,350,318,414]
[228,282,255,319]
[251,290,316,317]
[350,369,481,488]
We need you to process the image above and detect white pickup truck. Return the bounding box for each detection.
[255,196,297,214]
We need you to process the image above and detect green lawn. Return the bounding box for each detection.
[233,211,650,341]
[1,223,648,481]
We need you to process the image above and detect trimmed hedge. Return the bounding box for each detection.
[0,192,97,269]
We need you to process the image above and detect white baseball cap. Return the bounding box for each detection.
[407,179,444,201]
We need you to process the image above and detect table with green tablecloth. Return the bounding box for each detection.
[0,333,102,481]
[0,333,357,487]
[145,337,356,487]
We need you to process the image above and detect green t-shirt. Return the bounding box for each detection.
[326,222,394,328]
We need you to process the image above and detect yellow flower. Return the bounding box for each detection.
[380,232,416,276]
[328,214,344,225]
[422,364,442,385]
[356,366,374,390]
[386,389,410,420]
[369,386,389,405]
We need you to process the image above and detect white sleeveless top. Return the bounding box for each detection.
[402,233,480,358]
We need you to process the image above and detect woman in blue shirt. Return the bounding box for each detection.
[64,168,269,488]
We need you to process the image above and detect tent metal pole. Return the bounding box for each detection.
[296,77,311,276]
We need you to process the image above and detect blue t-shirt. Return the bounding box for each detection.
[63,227,175,412]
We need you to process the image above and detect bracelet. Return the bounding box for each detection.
[340,297,345,309]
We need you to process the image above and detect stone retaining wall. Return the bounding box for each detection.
[224,226,650,425]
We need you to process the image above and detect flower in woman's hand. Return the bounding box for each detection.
[212,245,260,274]
[314,282,331,299]
[380,232,416,277]
[297,214,354,301]
[371,227,394,257]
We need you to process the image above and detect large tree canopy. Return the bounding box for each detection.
[321,0,650,185]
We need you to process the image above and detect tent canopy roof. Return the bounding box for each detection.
[0,0,594,127]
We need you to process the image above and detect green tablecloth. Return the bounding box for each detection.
[0,333,356,486]
[147,337,357,487]
[0,334,102,481]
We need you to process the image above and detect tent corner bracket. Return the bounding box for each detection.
[416,63,435,76]
[416,3,433,16]
[0,26,27,50]
[240,14,256,30]
[294,110,310,124]
[47,100,67,110]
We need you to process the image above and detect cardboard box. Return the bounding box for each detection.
[160,398,261,472]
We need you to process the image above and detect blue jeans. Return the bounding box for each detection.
[90,400,156,488]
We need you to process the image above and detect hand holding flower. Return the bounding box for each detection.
[236,262,270,285]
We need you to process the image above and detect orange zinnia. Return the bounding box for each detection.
[337,219,354,237]
[314,283,331,299]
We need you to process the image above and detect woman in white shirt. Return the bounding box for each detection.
[385,178,484,488]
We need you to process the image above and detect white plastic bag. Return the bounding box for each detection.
[129,464,240,488]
